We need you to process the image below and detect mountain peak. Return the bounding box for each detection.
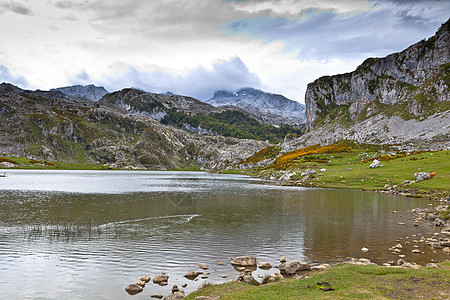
[50,84,108,101]
[206,87,306,125]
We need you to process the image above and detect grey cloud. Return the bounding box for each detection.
[96,57,260,100]
[228,0,449,61]
[0,0,33,15]
[69,71,92,86]
[0,65,29,88]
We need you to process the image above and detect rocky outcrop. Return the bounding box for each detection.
[206,87,306,125]
[305,19,449,126]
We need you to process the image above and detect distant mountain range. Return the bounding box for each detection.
[50,84,108,101]
[45,84,307,126]
[205,87,306,125]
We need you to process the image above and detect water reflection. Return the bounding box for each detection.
[0,170,444,299]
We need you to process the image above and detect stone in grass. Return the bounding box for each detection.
[278,260,311,276]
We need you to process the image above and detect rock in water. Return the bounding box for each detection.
[277,260,311,276]
[280,256,286,263]
[125,283,143,295]
[259,262,272,269]
[140,275,151,282]
[184,270,199,280]
[231,256,257,267]
[153,273,169,285]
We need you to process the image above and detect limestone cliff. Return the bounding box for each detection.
[305,18,449,126]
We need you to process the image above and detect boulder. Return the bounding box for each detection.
[184,270,199,280]
[164,290,185,299]
[414,172,430,182]
[140,275,151,283]
[151,295,164,299]
[125,283,143,295]
[369,159,383,168]
[136,281,146,287]
[172,285,179,293]
[153,273,169,284]
[280,256,286,263]
[259,262,272,269]
[278,260,311,276]
[237,271,256,284]
[231,256,257,267]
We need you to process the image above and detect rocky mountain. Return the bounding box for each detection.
[0,84,268,170]
[50,84,108,101]
[305,18,449,126]
[100,88,221,119]
[297,18,449,148]
[206,87,306,125]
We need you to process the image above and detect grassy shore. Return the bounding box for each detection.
[187,262,450,299]
[226,141,450,199]
[0,155,202,171]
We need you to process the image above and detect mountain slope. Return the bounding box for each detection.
[0,84,268,170]
[305,18,449,127]
[206,87,306,125]
[50,84,108,101]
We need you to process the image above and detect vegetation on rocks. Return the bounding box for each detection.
[161,109,304,142]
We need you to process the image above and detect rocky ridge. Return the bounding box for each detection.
[206,87,306,125]
[305,18,449,127]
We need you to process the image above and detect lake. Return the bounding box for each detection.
[0,170,444,299]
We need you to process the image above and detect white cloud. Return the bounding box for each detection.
[96,57,261,100]
[0,0,447,103]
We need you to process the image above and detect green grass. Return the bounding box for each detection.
[0,155,107,170]
[236,141,449,196]
[186,262,450,299]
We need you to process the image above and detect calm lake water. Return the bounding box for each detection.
[0,170,444,299]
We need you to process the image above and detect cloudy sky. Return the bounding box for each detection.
[0,0,448,102]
